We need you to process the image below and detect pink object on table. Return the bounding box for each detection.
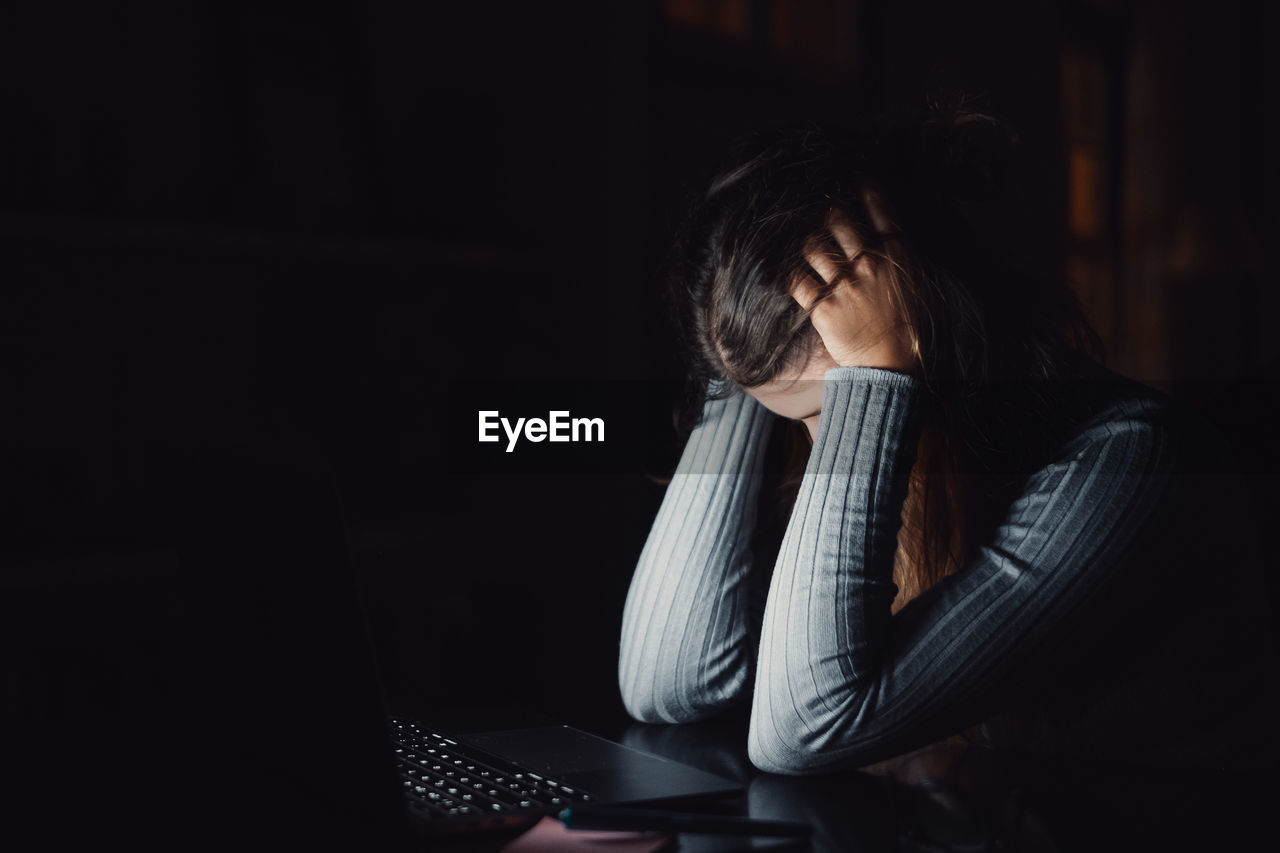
[501,816,672,853]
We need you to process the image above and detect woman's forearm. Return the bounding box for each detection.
[749,366,924,767]
[619,386,774,723]
[749,367,1171,773]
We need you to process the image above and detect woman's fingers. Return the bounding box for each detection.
[788,273,822,311]
[788,208,916,373]
[789,219,871,364]
[861,187,894,235]
[792,193,894,308]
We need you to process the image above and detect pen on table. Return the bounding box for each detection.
[558,806,811,837]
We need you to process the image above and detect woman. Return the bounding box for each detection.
[617,111,1276,776]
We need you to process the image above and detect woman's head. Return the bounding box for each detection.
[670,109,1069,407]
[667,107,1104,608]
[734,194,920,438]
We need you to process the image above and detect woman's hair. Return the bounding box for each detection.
[666,107,1106,610]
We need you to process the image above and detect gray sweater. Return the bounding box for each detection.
[618,366,1276,773]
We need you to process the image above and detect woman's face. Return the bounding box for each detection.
[741,198,913,441]
[742,343,839,440]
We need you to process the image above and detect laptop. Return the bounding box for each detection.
[156,445,741,846]
[389,718,742,835]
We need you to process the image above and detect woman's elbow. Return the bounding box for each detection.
[620,689,701,725]
[618,673,682,724]
[618,659,747,725]
[747,681,878,774]
[747,711,824,774]
[619,693,665,725]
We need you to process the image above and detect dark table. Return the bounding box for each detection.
[429,705,1275,852]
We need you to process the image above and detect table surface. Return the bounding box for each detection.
[425,706,1277,852]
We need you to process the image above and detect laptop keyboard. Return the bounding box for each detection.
[389,718,595,820]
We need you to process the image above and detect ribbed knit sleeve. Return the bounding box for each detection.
[618,384,775,723]
[748,366,1172,773]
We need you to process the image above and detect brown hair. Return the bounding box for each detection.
[669,107,1105,611]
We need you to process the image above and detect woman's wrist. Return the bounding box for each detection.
[823,365,922,386]
[808,365,926,462]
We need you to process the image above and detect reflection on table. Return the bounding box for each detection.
[618,712,1276,852]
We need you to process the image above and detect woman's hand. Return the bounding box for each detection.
[789,197,917,375]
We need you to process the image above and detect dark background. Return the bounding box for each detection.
[3,0,1277,749]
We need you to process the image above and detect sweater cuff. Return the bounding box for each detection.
[823,365,922,388]
[809,366,925,476]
